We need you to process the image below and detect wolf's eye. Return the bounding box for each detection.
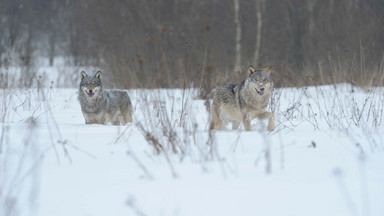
[263,78,267,82]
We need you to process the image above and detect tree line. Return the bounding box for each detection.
[1,0,383,88]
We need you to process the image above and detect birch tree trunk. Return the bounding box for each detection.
[234,0,242,72]
[254,0,263,64]
[307,0,317,39]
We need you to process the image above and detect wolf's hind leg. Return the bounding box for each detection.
[210,105,223,130]
[118,93,133,125]
[210,116,223,130]
[120,108,132,124]
[123,112,132,124]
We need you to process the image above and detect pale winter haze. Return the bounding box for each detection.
[1,0,384,215]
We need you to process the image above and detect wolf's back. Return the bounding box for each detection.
[106,90,131,107]
[213,84,238,106]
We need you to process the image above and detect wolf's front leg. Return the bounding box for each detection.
[101,115,109,125]
[242,117,251,131]
[254,111,271,119]
[267,113,275,131]
[254,111,275,131]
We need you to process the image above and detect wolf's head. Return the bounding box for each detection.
[245,65,273,96]
[79,71,103,99]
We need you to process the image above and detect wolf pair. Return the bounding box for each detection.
[78,65,274,131]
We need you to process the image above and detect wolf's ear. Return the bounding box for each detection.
[81,71,87,80]
[263,65,272,74]
[95,71,102,80]
[247,65,257,77]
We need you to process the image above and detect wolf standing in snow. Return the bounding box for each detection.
[78,71,133,125]
[210,65,275,131]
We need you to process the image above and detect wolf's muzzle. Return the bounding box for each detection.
[87,90,95,98]
[255,88,264,95]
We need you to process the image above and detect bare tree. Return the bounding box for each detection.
[234,0,242,73]
[306,0,317,39]
[253,0,263,64]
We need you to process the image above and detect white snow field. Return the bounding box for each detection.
[1,84,383,216]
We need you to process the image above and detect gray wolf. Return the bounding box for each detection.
[210,65,275,131]
[78,71,133,125]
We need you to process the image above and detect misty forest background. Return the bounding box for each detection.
[0,0,383,91]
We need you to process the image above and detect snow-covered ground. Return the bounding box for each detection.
[1,84,383,216]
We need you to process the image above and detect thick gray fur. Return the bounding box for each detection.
[78,71,133,125]
[210,65,275,131]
